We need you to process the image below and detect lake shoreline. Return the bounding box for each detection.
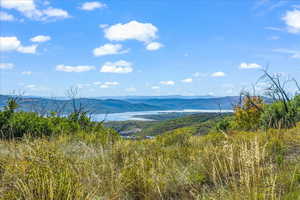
[93,109,233,122]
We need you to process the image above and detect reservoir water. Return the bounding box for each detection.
[92,109,233,122]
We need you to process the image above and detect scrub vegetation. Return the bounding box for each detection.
[1,71,300,199]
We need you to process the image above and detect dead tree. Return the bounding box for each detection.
[259,70,291,112]
[65,86,91,122]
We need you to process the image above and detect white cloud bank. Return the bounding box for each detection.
[0,63,14,70]
[80,2,106,10]
[282,9,300,33]
[100,60,133,73]
[0,0,70,21]
[0,36,37,54]
[211,72,226,77]
[93,43,128,56]
[160,81,175,85]
[30,35,51,43]
[56,64,95,72]
[239,62,262,69]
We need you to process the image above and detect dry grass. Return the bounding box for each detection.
[1,127,300,200]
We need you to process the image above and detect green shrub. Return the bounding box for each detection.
[157,129,192,146]
[260,101,297,129]
[234,96,264,131]
[215,118,231,133]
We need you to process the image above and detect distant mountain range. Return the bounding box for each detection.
[20,95,216,100]
[0,95,239,114]
[92,95,216,100]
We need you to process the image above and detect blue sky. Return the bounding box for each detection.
[0,0,300,97]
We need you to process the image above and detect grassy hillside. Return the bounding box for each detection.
[106,113,231,137]
[1,126,300,199]
[1,93,300,199]
[139,113,228,136]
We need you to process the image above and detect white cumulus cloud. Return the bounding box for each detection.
[42,7,69,19]
[282,9,300,33]
[80,2,106,10]
[160,81,175,85]
[100,60,133,73]
[103,20,158,43]
[146,42,163,51]
[211,72,226,77]
[17,45,38,54]
[0,36,21,51]
[0,36,37,54]
[0,11,15,21]
[93,43,128,56]
[0,0,36,12]
[56,64,95,72]
[239,62,262,69]
[0,0,69,21]
[0,63,14,70]
[30,35,51,43]
[181,78,193,83]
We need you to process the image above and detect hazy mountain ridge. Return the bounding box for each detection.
[126,96,240,110]
[0,95,238,114]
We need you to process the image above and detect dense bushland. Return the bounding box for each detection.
[0,98,119,143]
[215,94,300,134]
